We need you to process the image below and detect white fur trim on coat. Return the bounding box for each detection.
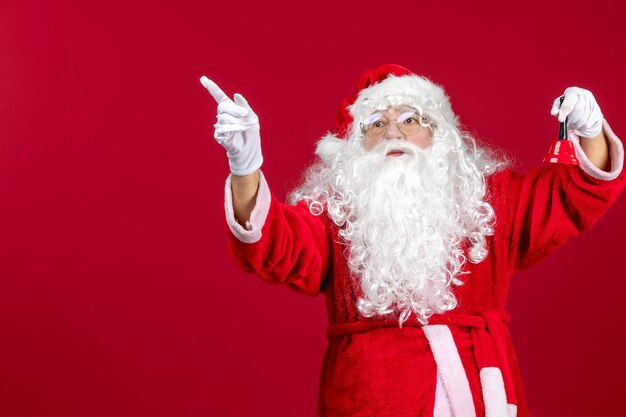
[435,369,454,417]
[423,325,476,417]
[224,171,271,244]
[508,404,518,417]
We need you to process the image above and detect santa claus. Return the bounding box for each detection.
[200,64,625,417]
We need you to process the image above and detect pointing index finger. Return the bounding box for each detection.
[200,76,230,103]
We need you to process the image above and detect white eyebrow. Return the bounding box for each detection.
[363,113,384,124]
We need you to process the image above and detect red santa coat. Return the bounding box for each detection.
[223,122,625,417]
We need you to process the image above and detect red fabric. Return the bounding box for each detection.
[328,311,516,409]
[226,162,625,417]
[335,64,414,138]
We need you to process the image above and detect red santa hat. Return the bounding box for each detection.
[336,64,459,138]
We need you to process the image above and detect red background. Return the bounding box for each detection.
[1,0,625,416]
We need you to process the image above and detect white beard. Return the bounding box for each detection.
[288,127,506,326]
[334,139,468,325]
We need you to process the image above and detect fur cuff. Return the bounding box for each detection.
[224,171,271,244]
[570,119,624,181]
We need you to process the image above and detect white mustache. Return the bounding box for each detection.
[374,140,421,157]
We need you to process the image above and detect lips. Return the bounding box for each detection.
[382,142,416,157]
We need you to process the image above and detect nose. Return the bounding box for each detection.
[383,121,404,140]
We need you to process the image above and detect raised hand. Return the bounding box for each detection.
[551,87,603,138]
[200,76,263,176]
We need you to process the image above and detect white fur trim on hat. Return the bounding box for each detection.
[348,75,459,130]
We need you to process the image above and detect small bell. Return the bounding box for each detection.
[544,96,579,165]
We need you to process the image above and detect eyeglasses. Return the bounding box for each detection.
[360,110,433,139]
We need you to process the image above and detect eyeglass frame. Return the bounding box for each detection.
[359,107,435,139]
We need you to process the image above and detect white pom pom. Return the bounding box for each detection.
[315,134,346,164]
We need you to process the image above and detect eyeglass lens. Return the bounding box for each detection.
[363,111,426,138]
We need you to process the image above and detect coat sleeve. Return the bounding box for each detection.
[492,119,626,272]
[223,171,332,296]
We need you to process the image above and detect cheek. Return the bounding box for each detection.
[408,131,433,149]
[364,137,381,150]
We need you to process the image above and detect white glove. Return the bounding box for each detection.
[200,76,263,176]
[550,86,604,138]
